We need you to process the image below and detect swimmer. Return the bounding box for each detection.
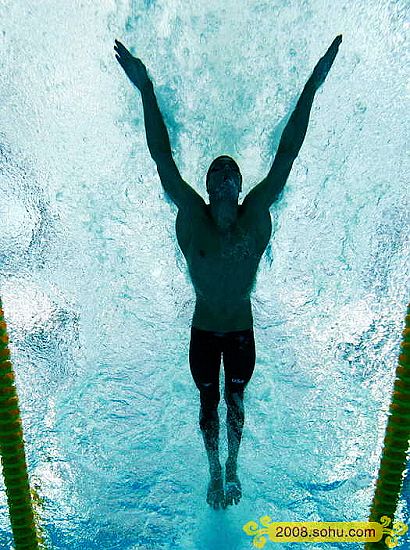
[114,34,342,509]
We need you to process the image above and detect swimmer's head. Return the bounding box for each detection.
[206,156,242,199]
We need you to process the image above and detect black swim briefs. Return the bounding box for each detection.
[189,326,256,396]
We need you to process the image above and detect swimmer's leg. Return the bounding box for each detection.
[199,390,225,509]
[223,386,244,505]
[223,329,256,506]
[189,327,225,509]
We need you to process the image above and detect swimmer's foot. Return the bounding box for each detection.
[206,472,225,510]
[224,460,242,506]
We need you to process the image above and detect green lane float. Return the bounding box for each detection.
[365,302,410,550]
[0,297,48,549]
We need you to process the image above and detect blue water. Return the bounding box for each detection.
[0,1,409,549]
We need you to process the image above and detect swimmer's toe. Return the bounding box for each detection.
[224,478,242,506]
[206,476,225,510]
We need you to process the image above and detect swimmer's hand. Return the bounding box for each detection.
[311,34,342,90]
[114,39,151,91]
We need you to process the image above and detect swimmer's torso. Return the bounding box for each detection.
[176,203,272,332]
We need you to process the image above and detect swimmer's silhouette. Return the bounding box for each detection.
[114,35,342,510]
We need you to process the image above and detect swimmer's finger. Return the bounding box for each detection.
[114,40,134,60]
[114,39,127,52]
[327,34,342,58]
[115,54,127,70]
[114,40,125,54]
[333,34,342,46]
[114,52,128,68]
[328,35,342,51]
[115,41,145,67]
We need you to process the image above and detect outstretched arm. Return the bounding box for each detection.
[243,35,342,211]
[114,39,172,159]
[277,34,342,157]
[114,40,204,211]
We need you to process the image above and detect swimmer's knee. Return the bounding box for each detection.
[198,381,220,400]
[198,384,220,414]
[224,381,246,402]
[199,403,219,430]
